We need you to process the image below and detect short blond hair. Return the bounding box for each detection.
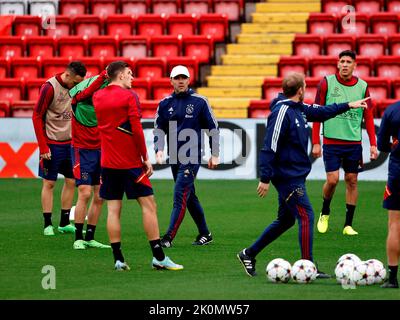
[282,72,305,98]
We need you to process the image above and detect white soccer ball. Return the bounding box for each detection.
[350,261,376,286]
[291,259,317,284]
[366,259,387,284]
[266,258,291,283]
[337,253,362,266]
[334,259,355,284]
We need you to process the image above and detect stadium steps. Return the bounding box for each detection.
[207,76,265,87]
[211,65,277,76]
[221,55,280,65]
[255,2,320,13]
[241,23,307,33]
[208,98,252,108]
[197,87,261,98]
[237,33,294,44]
[226,44,292,55]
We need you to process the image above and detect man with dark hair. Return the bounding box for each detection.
[312,50,377,236]
[93,61,183,271]
[237,72,369,277]
[32,61,86,236]
[377,101,400,289]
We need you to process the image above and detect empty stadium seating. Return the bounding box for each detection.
[11,57,41,78]
[0,79,24,101]
[278,56,308,77]
[325,34,355,56]
[10,100,35,117]
[0,100,10,117]
[293,35,323,57]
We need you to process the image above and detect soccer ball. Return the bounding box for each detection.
[366,259,386,284]
[291,259,317,284]
[334,259,355,284]
[266,258,291,283]
[350,261,375,286]
[336,253,361,266]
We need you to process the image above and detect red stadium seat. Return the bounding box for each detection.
[119,36,149,58]
[44,16,72,38]
[77,57,103,78]
[214,0,242,21]
[388,34,400,56]
[182,35,213,63]
[120,0,149,16]
[375,56,400,78]
[387,0,400,12]
[278,56,308,77]
[151,35,182,58]
[152,0,181,15]
[151,78,172,100]
[308,13,337,35]
[353,56,373,78]
[370,13,399,35]
[0,79,24,101]
[322,0,353,15]
[309,56,337,78]
[88,36,118,58]
[135,57,166,79]
[105,14,135,37]
[354,0,383,13]
[339,13,369,35]
[59,0,88,16]
[167,14,198,36]
[375,99,397,118]
[136,14,166,37]
[26,36,55,58]
[262,78,282,101]
[247,99,271,119]
[102,56,134,68]
[0,58,9,78]
[10,101,35,118]
[325,34,355,56]
[91,0,119,17]
[42,57,71,78]
[183,0,211,15]
[0,15,13,36]
[140,100,158,118]
[25,78,47,101]
[73,15,102,37]
[392,79,400,99]
[13,16,42,36]
[131,78,151,101]
[167,57,199,84]
[293,35,323,57]
[0,36,25,58]
[0,101,10,117]
[364,77,391,100]
[11,57,42,79]
[357,35,387,57]
[303,78,321,104]
[58,36,87,58]
[198,14,228,42]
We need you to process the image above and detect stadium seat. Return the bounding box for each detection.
[357,35,387,57]
[29,0,58,16]
[370,13,399,35]
[354,0,383,13]
[131,78,151,101]
[0,37,25,58]
[120,0,149,16]
[140,100,158,118]
[119,36,149,58]
[135,57,166,79]
[11,57,41,79]
[392,79,400,99]
[182,0,211,15]
[247,99,270,119]
[0,79,24,101]
[152,0,181,15]
[322,0,353,15]
[262,78,283,101]
[105,14,135,37]
[91,0,119,17]
[25,78,47,101]
[0,101,10,117]
[325,34,356,56]
[309,56,337,78]
[59,0,88,16]
[88,36,118,58]
[0,0,26,15]
[0,15,13,36]
[58,36,87,57]
[214,0,242,21]
[167,14,198,36]
[375,56,400,78]
[151,35,182,58]
[387,0,400,12]
[0,58,9,78]
[364,77,391,100]
[375,99,397,117]
[102,56,135,70]
[44,16,72,37]
[278,56,308,77]
[353,56,373,78]
[77,57,103,78]
[167,57,199,84]
[26,36,55,58]
[198,14,228,42]
[293,35,323,57]
[13,16,42,36]
[303,78,321,104]
[10,100,35,118]
[388,34,400,56]
[308,13,337,35]
[151,78,172,100]
[42,57,71,78]
[73,15,102,37]
[182,35,213,63]
[339,13,369,35]
[136,14,166,37]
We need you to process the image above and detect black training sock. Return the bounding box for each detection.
[59,208,71,227]
[344,204,356,227]
[84,224,96,241]
[43,212,52,228]
[150,239,165,261]
[111,242,124,263]
[388,265,398,284]
[75,223,84,241]
[321,197,332,215]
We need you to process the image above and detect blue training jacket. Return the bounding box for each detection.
[154,88,220,164]
[259,93,350,184]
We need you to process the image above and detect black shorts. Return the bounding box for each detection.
[323,144,363,173]
[38,144,73,181]
[100,167,153,200]
[383,174,400,210]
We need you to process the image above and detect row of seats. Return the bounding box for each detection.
[309,12,400,35]
[3,14,228,41]
[0,35,214,63]
[0,0,244,21]
[294,34,400,58]
[322,0,400,15]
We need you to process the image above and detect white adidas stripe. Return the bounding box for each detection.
[271,104,289,152]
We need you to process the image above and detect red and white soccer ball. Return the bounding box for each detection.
[334,259,355,284]
[350,261,376,286]
[366,259,387,284]
[336,253,362,266]
[265,258,291,283]
[291,259,317,284]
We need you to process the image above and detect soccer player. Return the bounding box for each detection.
[237,72,369,277]
[69,69,111,250]
[93,61,183,271]
[377,101,400,289]
[32,61,86,236]
[154,65,220,248]
[312,50,377,236]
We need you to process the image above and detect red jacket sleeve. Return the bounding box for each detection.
[363,87,377,146]
[128,92,148,161]
[32,82,54,154]
[72,70,108,104]
[312,78,327,145]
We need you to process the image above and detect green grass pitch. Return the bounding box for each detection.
[0,178,399,300]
